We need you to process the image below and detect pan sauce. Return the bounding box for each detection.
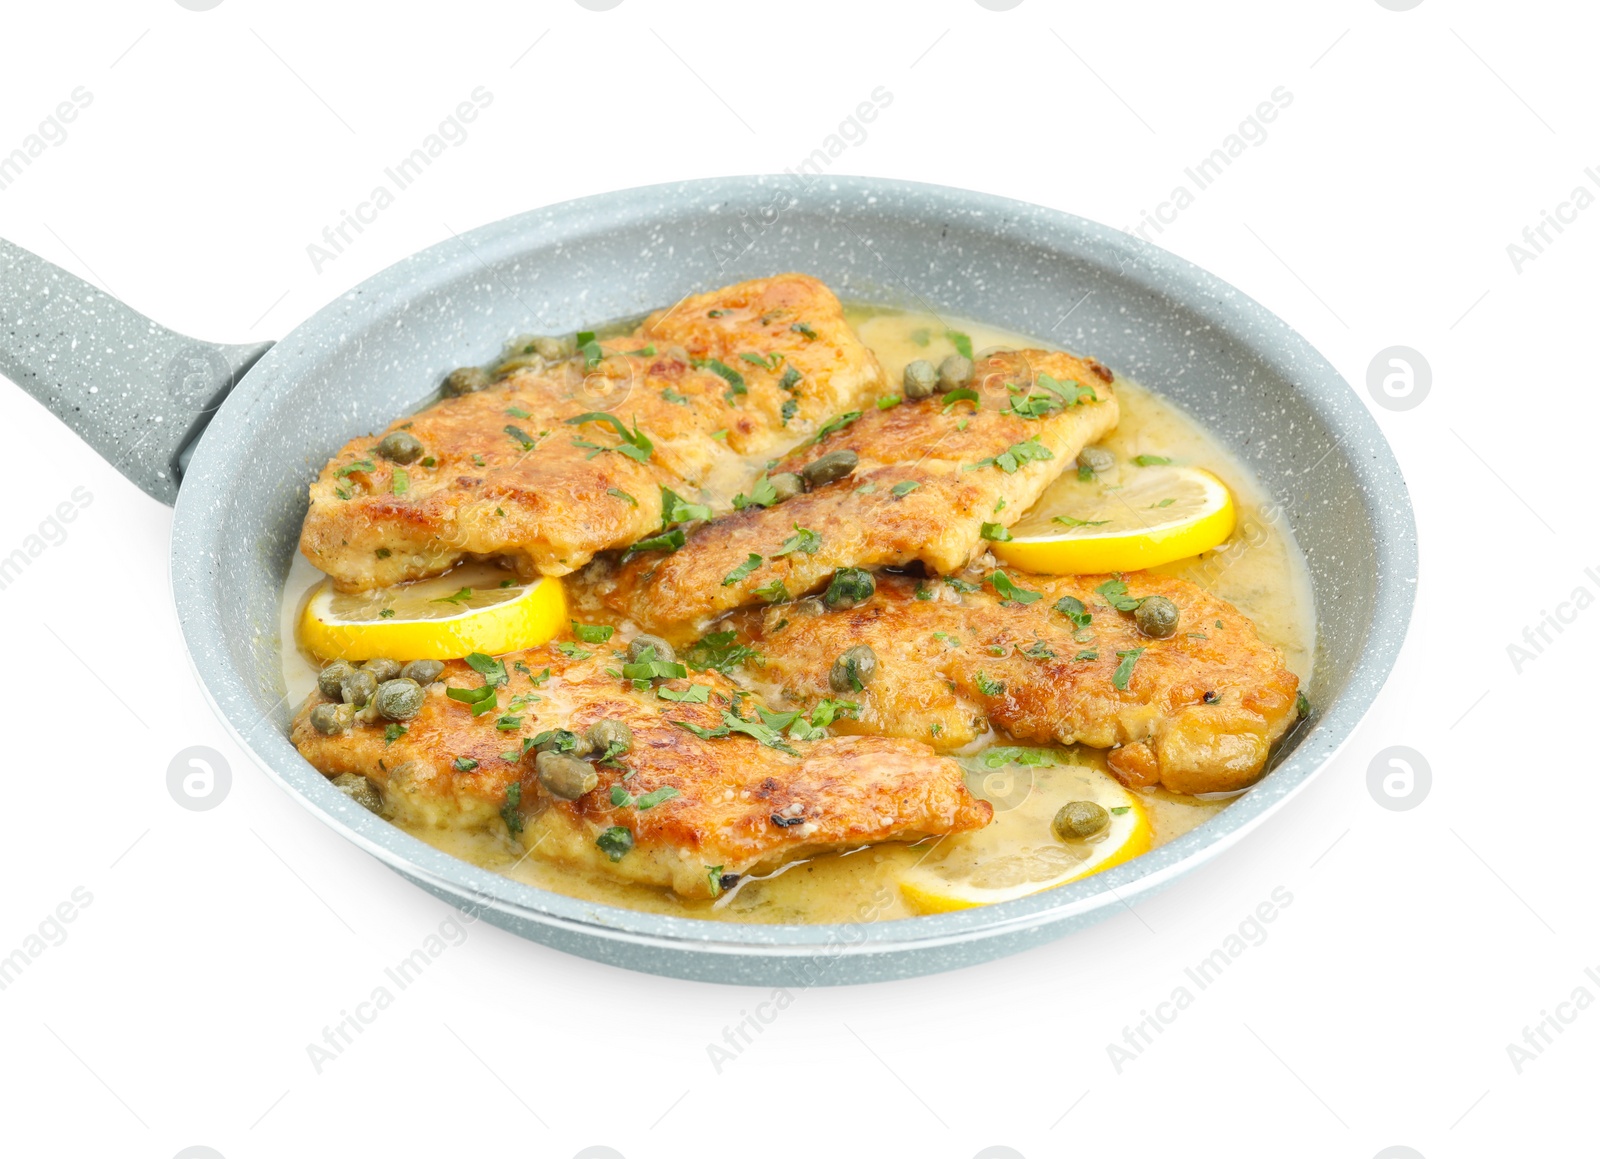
[279,307,1316,924]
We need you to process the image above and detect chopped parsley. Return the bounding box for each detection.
[988,570,1043,605]
[1073,649,1099,662]
[606,487,637,506]
[790,322,818,339]
[499,784,524,835]
[1133,454,1172,467]
[684,630,758,675]
[974,671,1005,697]
[626,527,686,555]
[661,387,690,405]
[1112,647,1145,690]
[621,647,688,681]
[391,469,409,495]
[635,786,681,810]
[335,459,374,477]
[965,438,1054,474]
[779,366,802,392]
[808,411,861,446]
[877,395,902,410]
[1054,595,1092,627]
[891,480,920,498]
[555,641,594,660]
[695,357,747,396]
[722,552,764,586]
[978,746,1057,769]
[772,524,821,557]
[1053,514,1111,528]
[571,621,615,644]
[980,521,1012,541]
[946,330,974,360]
[941,387,980,413]
[787,698,860,742]
[505,405,531,419]
[384,722,406,743]
[732,473,780,511]
[660,486,713,525]
[504,424,539,452]
[595,826,633,862]
[657,683,712,704]
[464,652,508,687]
[446,683,497,716]
[739,351,782,371]
[753,579,789,603]
[452,757,478,771]
[1096,577,1146,612]
[564,412,654,462]
[1023,641,1056,660]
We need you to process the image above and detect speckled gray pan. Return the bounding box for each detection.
[0,178,1416,985]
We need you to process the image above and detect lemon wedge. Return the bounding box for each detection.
[297,564,567,661]
[899,754,1152,913]
[991,463,1235,575]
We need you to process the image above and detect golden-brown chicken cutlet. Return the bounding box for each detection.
[298,274,885,592]
[728,571,1300,796]
[598,349,1119,631]
[290,641,990,898]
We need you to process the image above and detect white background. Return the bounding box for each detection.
[1,2,1595,1157]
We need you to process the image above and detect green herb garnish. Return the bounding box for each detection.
[1112,648,1145,690]
[722,553,764,586]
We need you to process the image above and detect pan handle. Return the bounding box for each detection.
[0,238,273,507]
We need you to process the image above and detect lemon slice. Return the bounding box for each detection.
[992,464,1235,574]
[297,563,567,661]
[899,754,1152,913]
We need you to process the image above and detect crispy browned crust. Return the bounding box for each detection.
[289,642,990,898]
[297,275,884,591]
[731,571,1300,796]
[598,349,1120,631]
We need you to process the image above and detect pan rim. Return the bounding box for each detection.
[170,175,1416,960]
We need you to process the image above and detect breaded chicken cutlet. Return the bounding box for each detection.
[299,274,885,591]
[597,349,1119,631]
[291,640,991,898]
[726,570,1301,796]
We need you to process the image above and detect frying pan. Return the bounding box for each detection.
[0,177,1416,984]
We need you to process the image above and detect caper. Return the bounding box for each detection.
[937,354,974,393]
[340,669,378,707]
[376,431,423,464]
[533,335,573,361]
[361,658,402,682]
[823,567,876,611]
[587,718,633,756]
[534,728,591,756]
[318,659,355,700]
[1134,595,1180,639]
[375,678,425,721]
[1053,800,1110,841]
[332,772,383,814]
[768,472,805,503]
[1078,445,1115,475]
[801,449,858,488]
[310,703,355,735]
[442,366,491,396]
[829,644,878,692]
[627,635,676,665]
[537,751,598,800]
[400,659,445,685]
[903,359,938,399]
